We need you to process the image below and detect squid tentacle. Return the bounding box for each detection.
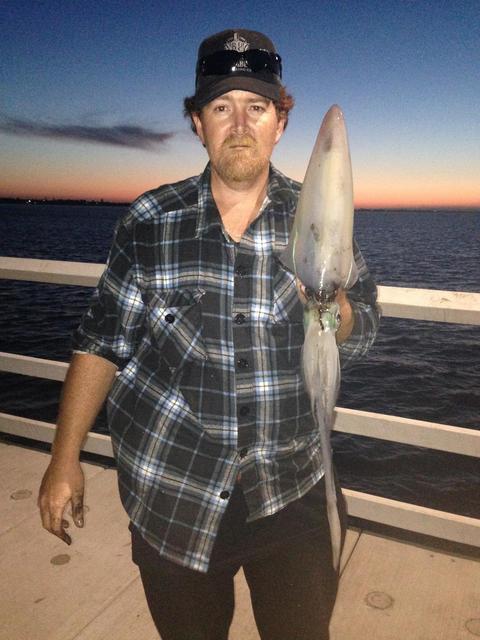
[303,308,342,570]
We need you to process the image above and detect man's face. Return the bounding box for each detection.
[192,90,285,184]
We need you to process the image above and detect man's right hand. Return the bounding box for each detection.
[38,460,85,545]
[36,353,117,545]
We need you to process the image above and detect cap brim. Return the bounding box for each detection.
[194,75,281,109]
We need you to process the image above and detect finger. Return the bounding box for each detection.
[71,491,84,528]
[50,513,72,545]
[295,279,307,303]
[39,499,52,533]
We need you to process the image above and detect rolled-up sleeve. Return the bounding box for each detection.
[339,240,380,368]
[72,217,146,368]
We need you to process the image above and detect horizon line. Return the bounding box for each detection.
[0,196,478,211]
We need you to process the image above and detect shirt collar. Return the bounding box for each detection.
[266,164,299,212]
[194,162,298,240]
[194,163,222,239]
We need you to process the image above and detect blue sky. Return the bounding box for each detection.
[1,0,479,206]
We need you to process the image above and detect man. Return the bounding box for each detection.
[39,29,379,640]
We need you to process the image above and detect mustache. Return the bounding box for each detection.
[0,114,175,151]
[223,134,256,148]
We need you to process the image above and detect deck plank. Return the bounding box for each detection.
[72,569,259,640]
[0,466,137,640]
[331,532,480,640]
[71,577,158,640]
[0,442,103,535]
[2,444,479,640]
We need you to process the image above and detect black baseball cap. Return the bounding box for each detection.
[193,29,283,109]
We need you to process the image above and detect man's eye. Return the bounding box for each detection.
[250,105,265,112]
[214,105,227,112]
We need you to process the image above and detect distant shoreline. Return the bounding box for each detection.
[0,198,477,212]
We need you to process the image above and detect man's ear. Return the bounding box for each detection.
[191,112,205,145]
[274,115,286,145]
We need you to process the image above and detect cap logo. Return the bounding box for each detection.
[224,32,250,52]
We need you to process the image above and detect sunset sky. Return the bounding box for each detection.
[1,0,479,208]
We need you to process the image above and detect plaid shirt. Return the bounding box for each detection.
[73,163,379,572]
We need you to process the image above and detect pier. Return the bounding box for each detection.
[1,257,479,639]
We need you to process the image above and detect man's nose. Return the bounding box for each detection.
[231,107,248,133]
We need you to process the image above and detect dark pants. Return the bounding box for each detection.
[131,479,347,640]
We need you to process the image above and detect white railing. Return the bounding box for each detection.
[1,256,479,547]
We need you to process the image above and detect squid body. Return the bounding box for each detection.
[280,104,358,570]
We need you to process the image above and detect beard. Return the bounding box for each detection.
[212,134,269,184]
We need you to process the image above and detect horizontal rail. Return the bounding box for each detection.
[1,352,479,458]
[0,412,113,457]
[1,412,478,547]
[379,285,480,325]
[0,352,68,381]
[1,256,480,324]
[343,489,480,548]
[0,257,104,286]
[334,407,480,458]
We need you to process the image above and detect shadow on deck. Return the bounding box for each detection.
[1,441,479,640]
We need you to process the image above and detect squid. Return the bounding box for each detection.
[280,105,358,570]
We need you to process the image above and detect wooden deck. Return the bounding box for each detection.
[1,441,479,640]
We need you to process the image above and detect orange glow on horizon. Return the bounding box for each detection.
[354,183,479,209]
[0,183,139,203]
[1,187,478,209]
[354,193,480,209]
[0,171,185,203]
[1,167,479,209]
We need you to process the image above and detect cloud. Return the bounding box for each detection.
[0,115,175,151]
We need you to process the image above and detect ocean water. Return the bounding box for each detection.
[0,203,479,518]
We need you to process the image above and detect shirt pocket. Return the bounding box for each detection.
[269,258,305,369]
[144,288,208,371]
[271,257,304,324]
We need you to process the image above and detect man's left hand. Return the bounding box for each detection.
[295,280,354,343]
[334,289,354,344]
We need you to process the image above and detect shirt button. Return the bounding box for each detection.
[239,405,250,416]
[234,313,246,325]
[239,448,248,459]
[164,313,175,323]
[220,490,230,500]
[237,358,249,369]
[235,265,247,277]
